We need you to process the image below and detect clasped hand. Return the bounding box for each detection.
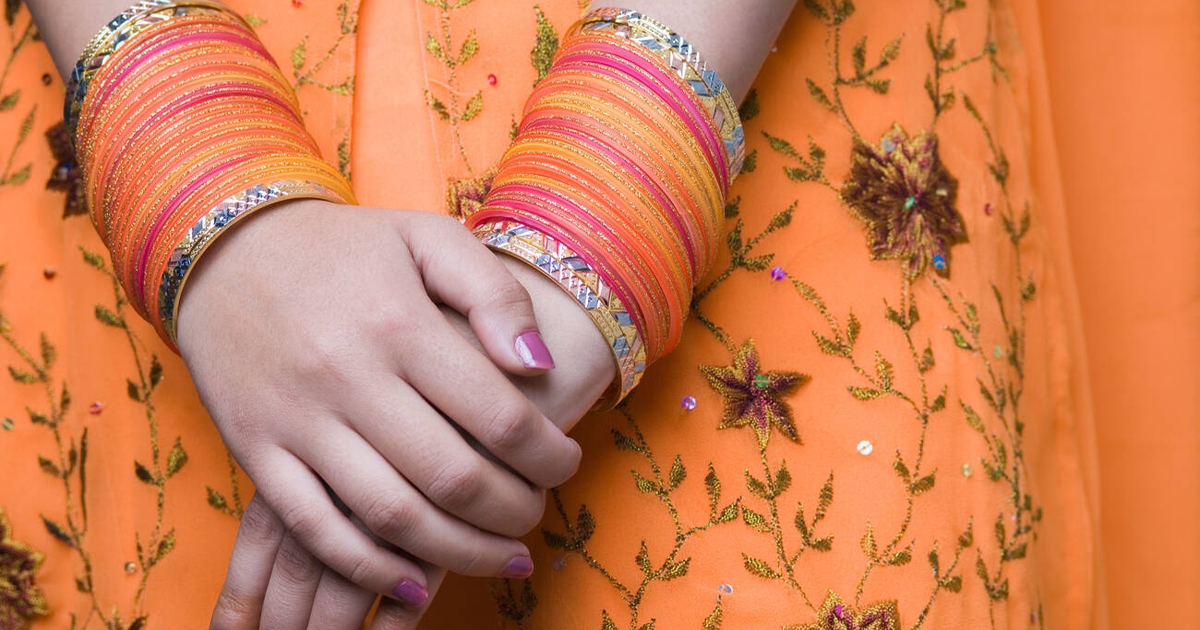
[178,200,600,628]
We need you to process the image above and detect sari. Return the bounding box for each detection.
[0,0,1195,627]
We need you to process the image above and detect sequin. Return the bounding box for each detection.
[770,266,786,281]
[993,345,1004,358]
[904,196,917,210]
[753,374,770,389]
[984,202,993,216]
[962,463,973,477]
[88,401,104,415]
[718,583,733,594]
[41,73,52,86]
[857,440,873,455]
[124,561,137,574]
[1,417,11,431]
[552,556,566,570]
[932,254,947,270]
[681,395,697,410]
[42,267,56,279]
[487,73,498,86]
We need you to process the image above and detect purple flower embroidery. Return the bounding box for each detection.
[0,511,49,629]
[700,340,809,447]
[841,123,967,279]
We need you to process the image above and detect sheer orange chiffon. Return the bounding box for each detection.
[0,0,1194,628]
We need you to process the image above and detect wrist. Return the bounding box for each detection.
[495,255,616,431]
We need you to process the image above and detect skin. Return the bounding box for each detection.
[27,0,796,626]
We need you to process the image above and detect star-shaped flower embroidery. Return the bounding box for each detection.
[785,591,900,630]
[840,123,967,279]
[45,122,87,218]
[0,510,49,629]
[445,166,498,221]
[700,339,809,447]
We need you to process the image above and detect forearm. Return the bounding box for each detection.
[595,0,798,102]
[27,0,133,78]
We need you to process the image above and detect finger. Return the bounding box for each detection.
[260,534,323,629]
[344,374,547,537]
[389,311,582,490]
[305,568,378,630]
[210,493,285,630]
[369,568,448,630]
[404,212,555,375]
[249,447,429,605]
[304,423,537,579]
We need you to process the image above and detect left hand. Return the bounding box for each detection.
[210,493,443,630]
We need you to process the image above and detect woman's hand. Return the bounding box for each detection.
[209,255,617,629]
[210,494,442,630]
[179,198,585,603]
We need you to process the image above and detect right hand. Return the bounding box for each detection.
[178,199,582,604]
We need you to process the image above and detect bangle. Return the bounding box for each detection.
[72,1,355,347]
[467,12,733,406]
[573,8,745,182]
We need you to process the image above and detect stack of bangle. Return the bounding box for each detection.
[69,0,355,348]
[466,9,742,406]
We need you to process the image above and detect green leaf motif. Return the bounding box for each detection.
[42,515,73,546]
[633,471,659,494]
[848,386,881,401]
[135,461,156,485]
[662,557,690,580]
[531,6,558,85]
[741,506,771,533]
[291,38,308,71]
[457,30,479,64]
[94,305,125,328]
[37,455,60,477]
[206,487,228,511]
[460,92,483,122]
[166,438,188,477]
[668,455,686,489]
[805,78,835,111]
[8,366,36,384]
[0,90,18,111]
[742,553,780,579]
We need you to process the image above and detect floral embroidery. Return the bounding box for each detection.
[44,122,86,218]
[785,592,900,630]
[700,339,809,447]
[840,123,966,279]
[446,166,497,220]
[0,510,49,630]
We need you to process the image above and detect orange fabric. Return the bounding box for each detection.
[1040,1,1200,627]
[0,0,1192,629]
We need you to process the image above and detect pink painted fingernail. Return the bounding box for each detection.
[502,556,535,579]
[393,579,429,607]
[515,330,555,369]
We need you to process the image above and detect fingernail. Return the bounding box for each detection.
[502,556,535,579]
[392,579,429,607]
[515,330,555,369]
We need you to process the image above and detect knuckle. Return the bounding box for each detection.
[295,333,354,382]
[274,538,319,582]
[483,281,533,318]
[358,494,417,542]
[424,461,484,512]
[481,398,535,453]
[236,497,281,545]
[279,501,327,543]
[453,545,492,577]
[210,589,255,629]
[346,552,378,587]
